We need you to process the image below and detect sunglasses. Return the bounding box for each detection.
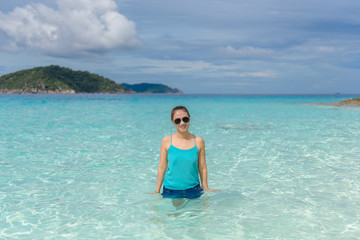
[174,117,189,124]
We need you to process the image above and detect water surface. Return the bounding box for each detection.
[1,94,360,239]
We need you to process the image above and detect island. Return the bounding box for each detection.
[122,83,182,94]
[0,65,182,94]
[331,97,360,107]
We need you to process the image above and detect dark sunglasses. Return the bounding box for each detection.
[174,117,189,124]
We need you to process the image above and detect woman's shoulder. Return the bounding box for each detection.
[193,134,203,140]
[162,135,171,142]
[193,134,205,146]
[161,135,172,149]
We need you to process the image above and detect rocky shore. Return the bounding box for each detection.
[0,88,129,94]
[0,88,76,94]
[331,97,360,107]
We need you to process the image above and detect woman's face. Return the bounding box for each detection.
[172,110,190,132]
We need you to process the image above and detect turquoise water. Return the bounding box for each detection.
[1,94,360,239]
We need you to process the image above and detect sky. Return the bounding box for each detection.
[0,0,359,94]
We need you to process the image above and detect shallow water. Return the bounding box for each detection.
[1,94,360,239]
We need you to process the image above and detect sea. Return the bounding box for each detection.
[1,94,360,239]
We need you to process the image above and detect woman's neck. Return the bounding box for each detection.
[175,131,192,139]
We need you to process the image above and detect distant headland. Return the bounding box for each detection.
[0,65,182,94]
[312,97,360,107]
[331,97,360,107]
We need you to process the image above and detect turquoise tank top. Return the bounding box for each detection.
[163,134,200,190]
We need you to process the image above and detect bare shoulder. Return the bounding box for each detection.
[161,135,171,150]
[194,135,205,148]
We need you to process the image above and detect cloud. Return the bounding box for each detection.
[111,56,277,81]
[224,71,277,78]
[0,0,140,57]
[238,71,277,78]
[290,44,337,55]
[221,45,275,57]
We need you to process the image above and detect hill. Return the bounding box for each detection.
[0,65,126,94]
[122,83,182,94]
[0,66,182,94]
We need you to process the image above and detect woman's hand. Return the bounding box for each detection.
[204,188,221,192]
[148,191,160,194]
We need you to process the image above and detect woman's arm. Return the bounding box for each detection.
[155,137,168,193]
[198,137,209,190]
[198,137,220,192]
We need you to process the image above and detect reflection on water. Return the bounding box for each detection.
[147,194,210,221]
[145,194,212,239]
[143,191,247,239]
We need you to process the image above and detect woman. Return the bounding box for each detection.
[154,106,217,199]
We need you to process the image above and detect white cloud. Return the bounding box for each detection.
[233,82,252,86]
[239,71,277,78]
[315,46,336,54]
[290,44,336,55]
[224,71,277,78]
[111,56,277,80]
[222,45,274,57]
[0,0,140,57]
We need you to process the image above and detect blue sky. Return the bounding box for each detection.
[0,0,359,94]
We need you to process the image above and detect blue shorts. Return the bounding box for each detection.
[162,183,204,199]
